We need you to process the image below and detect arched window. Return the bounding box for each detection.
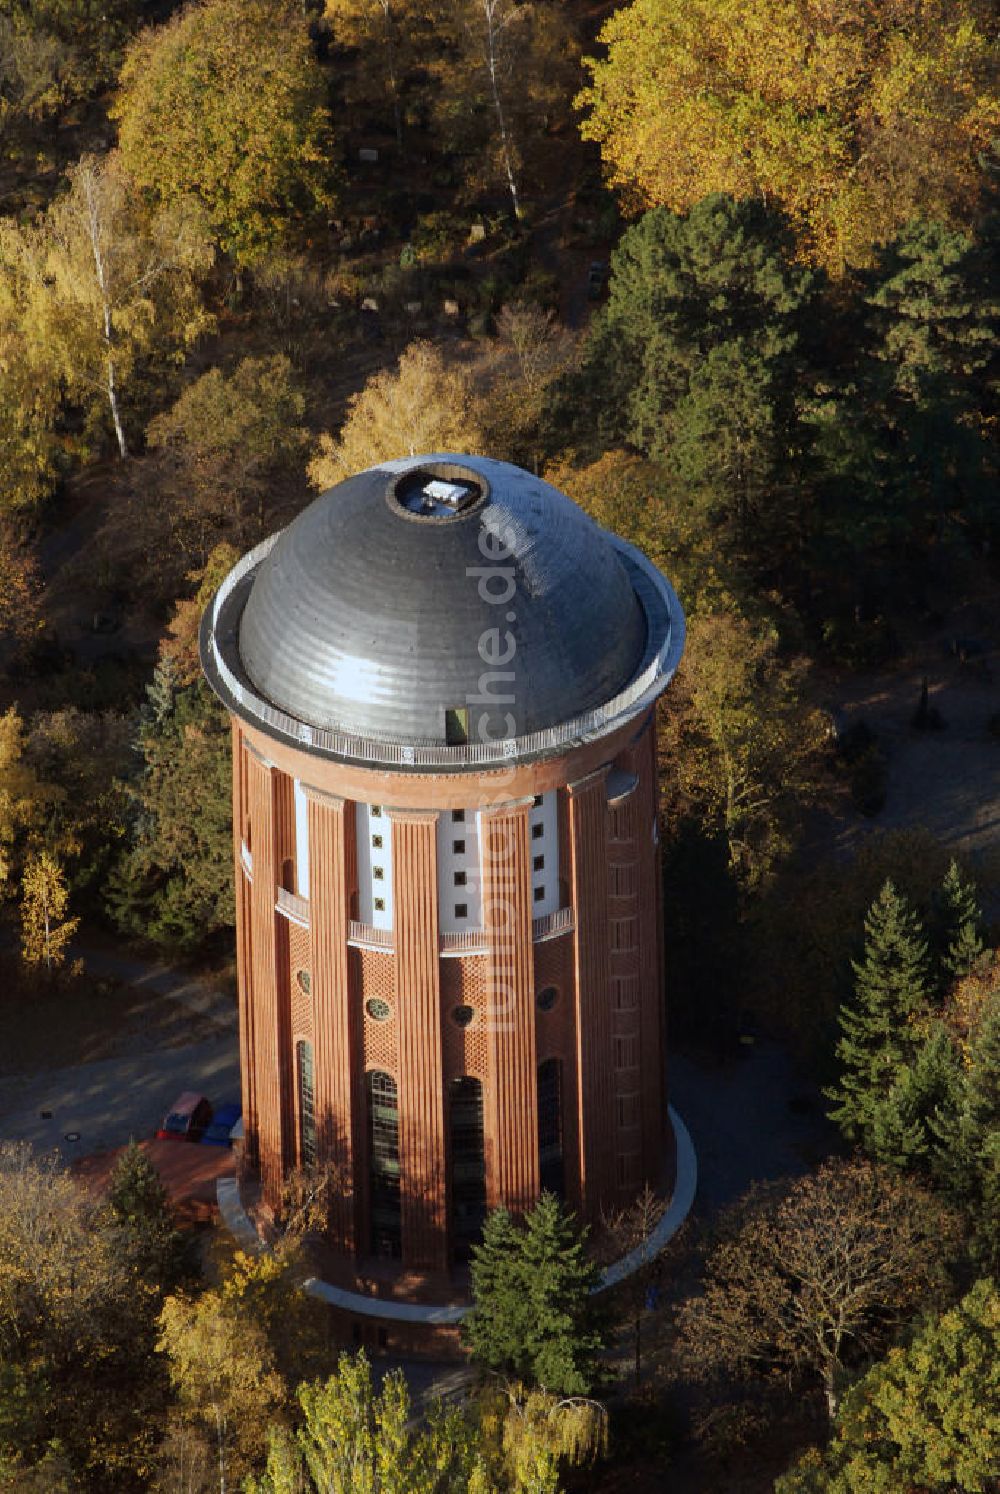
[296,1040,316,1167]
[367,1071,401,1258]
[537,1058,564,1198]
[449,1077,486,1264]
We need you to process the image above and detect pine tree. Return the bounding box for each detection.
[462,1206,524,1377]
[826,880,931,1145]
[519,1193,605,1396]
[933,996,1000,1269]
[938,859,985,982]
[463,1196,607,1395]
[105,1139,188,1290]
[869,1025,963,1172]
[861,221,996,541]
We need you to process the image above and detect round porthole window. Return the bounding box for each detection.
[537,986,558,1012]
[295,970,312,996]
[452,1004,475,1028]
[365,997,391,1022]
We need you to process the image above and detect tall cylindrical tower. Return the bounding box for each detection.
[201,455,684,1294]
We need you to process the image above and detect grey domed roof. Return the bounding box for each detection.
[235,455,648,746]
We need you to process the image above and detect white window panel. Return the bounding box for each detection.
[293,780,310,899]
[437,808,483,932]
[356,803,393,929]
[528,790,559,917]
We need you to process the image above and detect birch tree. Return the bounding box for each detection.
[19,848,78,975]
[158,1291,285,1494]
[434,0,578,217]
[5,153,213,459]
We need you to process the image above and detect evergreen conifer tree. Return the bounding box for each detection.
[933,996,1000,1269]
[105,1139,188,1289]
[869,1024,962,1172]
[518,1193,605,1396]
[462,1206,524,1377]
[463,1195,606,1395]
[826,880,931,1145]
[938,859,985,982]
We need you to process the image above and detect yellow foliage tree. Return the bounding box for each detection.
[0,707,56,894]
[0,517,40,649]
[0,153,213,458]
[20,848,78,974]
[660,610,827,888]
[308,341,484,488]
[114,0,337,266]
[578,0,1000,270]
[157,1288,286,1491]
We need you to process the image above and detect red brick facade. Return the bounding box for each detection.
[228,707,670,1294]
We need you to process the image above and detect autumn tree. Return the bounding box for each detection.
[600,1184,666,1387]
[157,1289,285,1491]
[0,16,70,132]
[0,256,65,510]
[0,517,40,653]
[776,1279,1000,1494]
[23,707,132,911]
[114,0,338,266]
[248,1352,480,1494]
[679,1158,961,1423]
[432,0,578,218]
[0,153,213,458]
[145,354,310,564]
[0,1143,165,1483]
[659,610,827,890]
[475,302,576,471]
[308,341,484,489]
[485,1382,608,1494]
[216,1245,327,1392]
[578,0,1000,271]
[549,450,738,619]
[19,848,78,975]
[5,0,147,101]
[324,0,433,151]
[0,0,144,145]
[0,707,57,896]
